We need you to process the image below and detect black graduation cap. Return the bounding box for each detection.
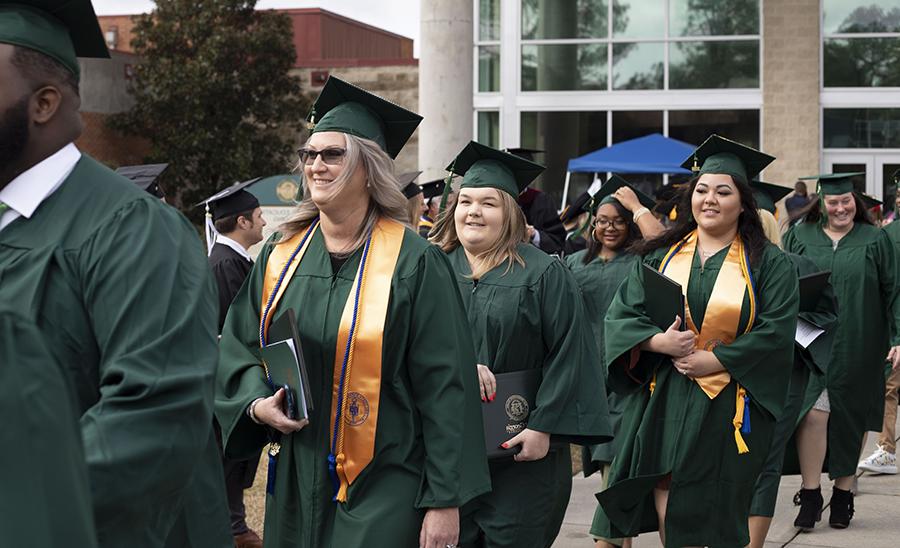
[116,164,169,200]
[398,171,423,199]
[448,141,545,198]
[420,179,446,200]
[504,147,544,163]
[586,174,657,215]
[307,76,422,159]
[860,192,883,211]
[751,180,792,214]
[199,178,263,221]
[559,191,591,224]
[0,0,110,78]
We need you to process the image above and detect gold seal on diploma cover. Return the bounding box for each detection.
[505,394,530,422]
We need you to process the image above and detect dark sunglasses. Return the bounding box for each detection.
[297,147,346,166]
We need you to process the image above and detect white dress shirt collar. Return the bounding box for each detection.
[215,234,252,262]
[0,143,81,231]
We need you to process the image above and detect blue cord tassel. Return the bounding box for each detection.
[266,453,277,495]
[327,453,340,500]
[740,395,751,434]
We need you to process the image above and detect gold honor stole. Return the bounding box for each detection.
[659,231,758,453]
[260,217,405,501]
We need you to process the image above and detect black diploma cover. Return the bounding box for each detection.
[641,263,685,331]
[798,270,830,313]
[263,309,314,419]
[482,369,542,460]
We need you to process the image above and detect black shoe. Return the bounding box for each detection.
[829,487,855,529]
[793,487,823,531]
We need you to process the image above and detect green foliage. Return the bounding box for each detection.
[109,0,308,222]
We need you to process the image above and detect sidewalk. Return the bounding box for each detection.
[553,421,900,547]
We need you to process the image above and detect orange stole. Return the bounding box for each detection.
[659,231,757,454]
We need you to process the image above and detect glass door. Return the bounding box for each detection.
[822,153,874,195]
[876,156,900,217]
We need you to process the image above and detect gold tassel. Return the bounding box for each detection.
[649,371,657,394]
[335,453,348,502]
[733,386,750,454]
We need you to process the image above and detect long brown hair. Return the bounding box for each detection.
[429,189,527,279]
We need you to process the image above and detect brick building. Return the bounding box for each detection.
[94,8,420,172]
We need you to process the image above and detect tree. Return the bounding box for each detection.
[109,0,308,221]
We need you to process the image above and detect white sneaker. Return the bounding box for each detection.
[858,446,898,474]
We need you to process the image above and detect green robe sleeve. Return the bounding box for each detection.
[215,236,278,460]
[0,312,97,548]
[603,255,668,395]
[712,247,798,418]
[76,200,221,531]
[526,261,612,444]
[873,229,900,346]
[407,246,491,508]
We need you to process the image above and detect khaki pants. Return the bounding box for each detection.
[878,365,900,454]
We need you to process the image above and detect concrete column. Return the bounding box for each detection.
[419,0,474,179]
[762,0,820,186]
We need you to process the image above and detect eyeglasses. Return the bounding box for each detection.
[594,218,628,230]
[297,147,346,166]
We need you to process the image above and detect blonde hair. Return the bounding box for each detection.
[757,208,782,249]
[429,188,527,279]
[405,195,421,229]
[279,134,410,255]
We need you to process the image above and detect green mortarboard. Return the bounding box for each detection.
[682,134,774,185]
[307,76,422,159]
[447,141,544,199]
[504,147,544,163]
[116,163,169,200]
[398,171,423,199]
[420,179,445,200]
[798,173,861,196]
[751,180,792,214]
[0,1,110,78]
[860,192,882,211]
[586,174,657,215]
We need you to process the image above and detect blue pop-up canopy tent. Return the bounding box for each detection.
[561,133,695,207]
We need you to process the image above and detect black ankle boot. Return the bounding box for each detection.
[829,487,855,529]
[793,487,823,531]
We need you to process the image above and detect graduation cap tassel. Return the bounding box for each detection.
[438,163,455,215]
[204,204,217,256]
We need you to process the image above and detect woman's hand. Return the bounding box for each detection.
[641,316,696,358]
[503,428,551,462]
[476,364,497,402]
[613,186,642,212]
[419,507,459,548]
[888,346,900,370]
[252,388,309,434]
[672,349,725,378]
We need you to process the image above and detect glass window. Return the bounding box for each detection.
[612,111,663,143]
[522,0,607,40]
[669,41,759,89]
[612,42,664,90]
[520,110,608,199]
[824,108,900,148]
[824,0,900,34]
[479,0,501,41]
[477,111,500,148]
[668,110,760,148]
[478,46,501,92]
[613,0,665,39]
[824,38,900,87]
[669,0,759,36]
[521,44,607,91]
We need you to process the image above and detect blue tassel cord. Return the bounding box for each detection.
[740,395,751,434]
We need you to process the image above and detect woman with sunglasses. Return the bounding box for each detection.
[782,174,900,531]
[431,141,611,547]
[215,77,489,548]
[591,136,799,548]
[564,176,664,548]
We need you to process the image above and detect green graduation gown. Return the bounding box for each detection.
[0,156,231,548]
[783,222,900,478]
[215,226,490,548]
[0,311,97,548]
[592,243,798,548]
[566,249,639,474]
[447,244,612,548]
[749,253,838,517]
